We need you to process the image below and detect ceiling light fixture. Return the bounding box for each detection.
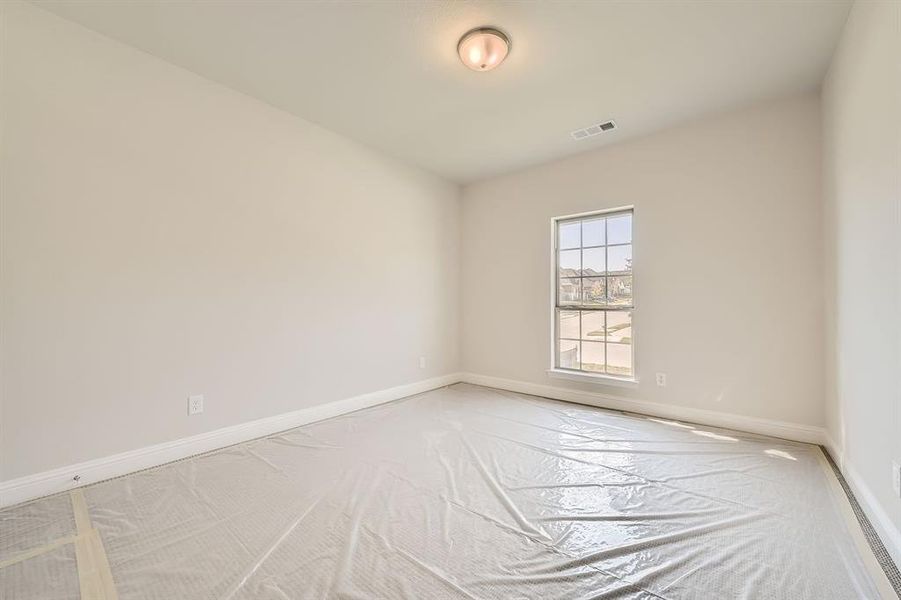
[457,27,510,72]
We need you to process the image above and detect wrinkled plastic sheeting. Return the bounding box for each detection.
[0,383,885,599]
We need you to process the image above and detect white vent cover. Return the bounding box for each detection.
[571,120,616,141]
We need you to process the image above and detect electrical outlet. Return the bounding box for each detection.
[655,373,667,387]
[188,394,204,416]
[419,356,426,369]
[893,460,900,498]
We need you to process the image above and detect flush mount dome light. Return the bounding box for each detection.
[457,27,510,72]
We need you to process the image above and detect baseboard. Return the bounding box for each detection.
[0,372,835,508]
[0,373,463,508]
[834,456,901,570]
[821,431,900,570]
[460,372,827,445]
[844,461,901,569]
[824,431,845,471]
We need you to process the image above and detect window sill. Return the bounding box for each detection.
[546,368,639,388]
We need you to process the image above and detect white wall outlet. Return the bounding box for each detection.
[655,372,667,387]
[419,356,426,369]
[893,460,900,498]
[188,394,204,416]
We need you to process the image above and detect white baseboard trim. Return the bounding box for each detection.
[460,372,827,445]
[0,373,463,508]
[823,432,845,470]
[844,460,901,569]
[0,372,838,509]
[825,444,901,569]
[814,432,900,569]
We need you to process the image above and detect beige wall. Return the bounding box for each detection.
[0,2,460,480]
[822,0,901,560]
[461,94,824,427]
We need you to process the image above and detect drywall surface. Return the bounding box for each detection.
[822,0,901,559]
[461,94,824,427]
[0,2,460,481]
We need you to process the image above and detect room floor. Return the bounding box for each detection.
[1,384,892,599]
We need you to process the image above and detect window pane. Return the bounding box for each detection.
[607,244,632,274]
[582,277,607,305]
[580,311,604,341]
[559,249,580,278]
[559,340,580,369]
[582,218,605,247]
[558,278,581,305]
[582,247,606,276]
[555,211,634,378]
[606,342,632,377]
[607,275,632,306]
[606,310,632,343]
[558,310,580,339]
[581,341,605,372]
[608,214,632,244]
[558,221,581,249]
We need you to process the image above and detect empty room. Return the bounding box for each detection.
[1,0,900,598]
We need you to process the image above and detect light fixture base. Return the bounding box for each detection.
[457,27,511,72]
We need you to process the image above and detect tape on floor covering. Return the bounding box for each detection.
[0,534,78,569]
[71,489,119,600]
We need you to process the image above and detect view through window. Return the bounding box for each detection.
[554,209,633,378]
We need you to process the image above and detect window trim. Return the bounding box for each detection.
[549,206,638,384]
[546,367,639,387]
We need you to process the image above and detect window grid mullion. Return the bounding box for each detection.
[578,308,583,371]
[604,218,609,375]
[578,220,583,372]
[603,310,608,375]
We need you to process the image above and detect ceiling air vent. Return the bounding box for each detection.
[571,120,617,141]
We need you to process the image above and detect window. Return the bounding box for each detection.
[553,209,634,379]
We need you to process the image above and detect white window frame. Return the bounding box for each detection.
[548,206,638,386]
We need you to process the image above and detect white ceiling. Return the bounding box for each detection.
[35,0,852,184]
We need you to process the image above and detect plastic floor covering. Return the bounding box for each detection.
[1,383,895,599]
